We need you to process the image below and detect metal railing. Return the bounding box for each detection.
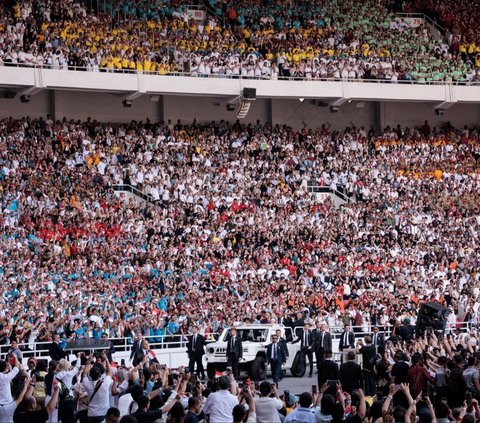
[1,63,479,86]
[395,12,446,34]
[3,322,470,362]
[201,0,225,25]
[306,183,356,204]
[0,333,217,361]
[112,184,158,204]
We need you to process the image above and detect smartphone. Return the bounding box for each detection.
[326,379,338,386]
[466,392,473,405]
[190,372,197,385]
[312,384,318,394]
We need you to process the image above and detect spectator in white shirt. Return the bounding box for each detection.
[81,354,113,423]
[56,354,82,393]
[203,376,238,423]
[254,381,283,423]
[0,372,31,423]
[0,355,21,406]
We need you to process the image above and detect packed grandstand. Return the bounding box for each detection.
[1,0,480,423]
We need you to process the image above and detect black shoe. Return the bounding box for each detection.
[309,373,312,377]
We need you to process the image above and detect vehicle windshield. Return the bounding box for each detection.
[221,328,269,342]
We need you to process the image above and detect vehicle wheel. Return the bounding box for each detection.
[291,352,306,377]
[250,356,267,380]
[207,363,216,380]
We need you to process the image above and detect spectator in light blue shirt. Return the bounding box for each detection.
[284,392,316,423]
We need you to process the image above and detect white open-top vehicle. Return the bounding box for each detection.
[204,324,305,379]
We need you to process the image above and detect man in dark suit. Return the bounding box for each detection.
[267,334,287,386]
[275,329,289,359]
[371,326,385,352]
[398,318,415,341]
[293,323,315,377]
[133,339,159,366]
[226,327,242,378]
[339,324,355,363]
[313,322,332,366]
[357,336,377,396]
[317,351,339,387]
[339,351,363,395]
[339,324,355,351]
[49,333,68,361]
[277,310,292,328]
[130,331,144,363]
[187,325,206,379]
[292,311,305,330]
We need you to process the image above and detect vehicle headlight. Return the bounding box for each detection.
[208,348,214,354]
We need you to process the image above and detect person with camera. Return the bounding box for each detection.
[56,352,83,423]
[81,352,113,423]
[0,353,22,406]
[254,381,283,423]
[233,382,257,423]
[0,370,31,423]
[13,375,61,423]
[203,375,238,423]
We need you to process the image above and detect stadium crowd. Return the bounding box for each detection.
[0,113,478,422]
[0,0,479,82]
[0,115,479,343]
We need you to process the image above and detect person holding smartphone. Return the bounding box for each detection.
[233,383,257,423]
[13,379,60,423]
[254,381,283,423]
[0,353,21,406]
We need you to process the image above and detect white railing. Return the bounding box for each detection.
[395,12,446,34]
[3,322,471,365]
[0,333,211,361]
[306,183,356,204]
[0,63,478,86]
[112,184,158,204]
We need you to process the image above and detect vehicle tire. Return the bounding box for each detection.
[207,363,216,380]
[291,352,306,377]
[250,356,267,380]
